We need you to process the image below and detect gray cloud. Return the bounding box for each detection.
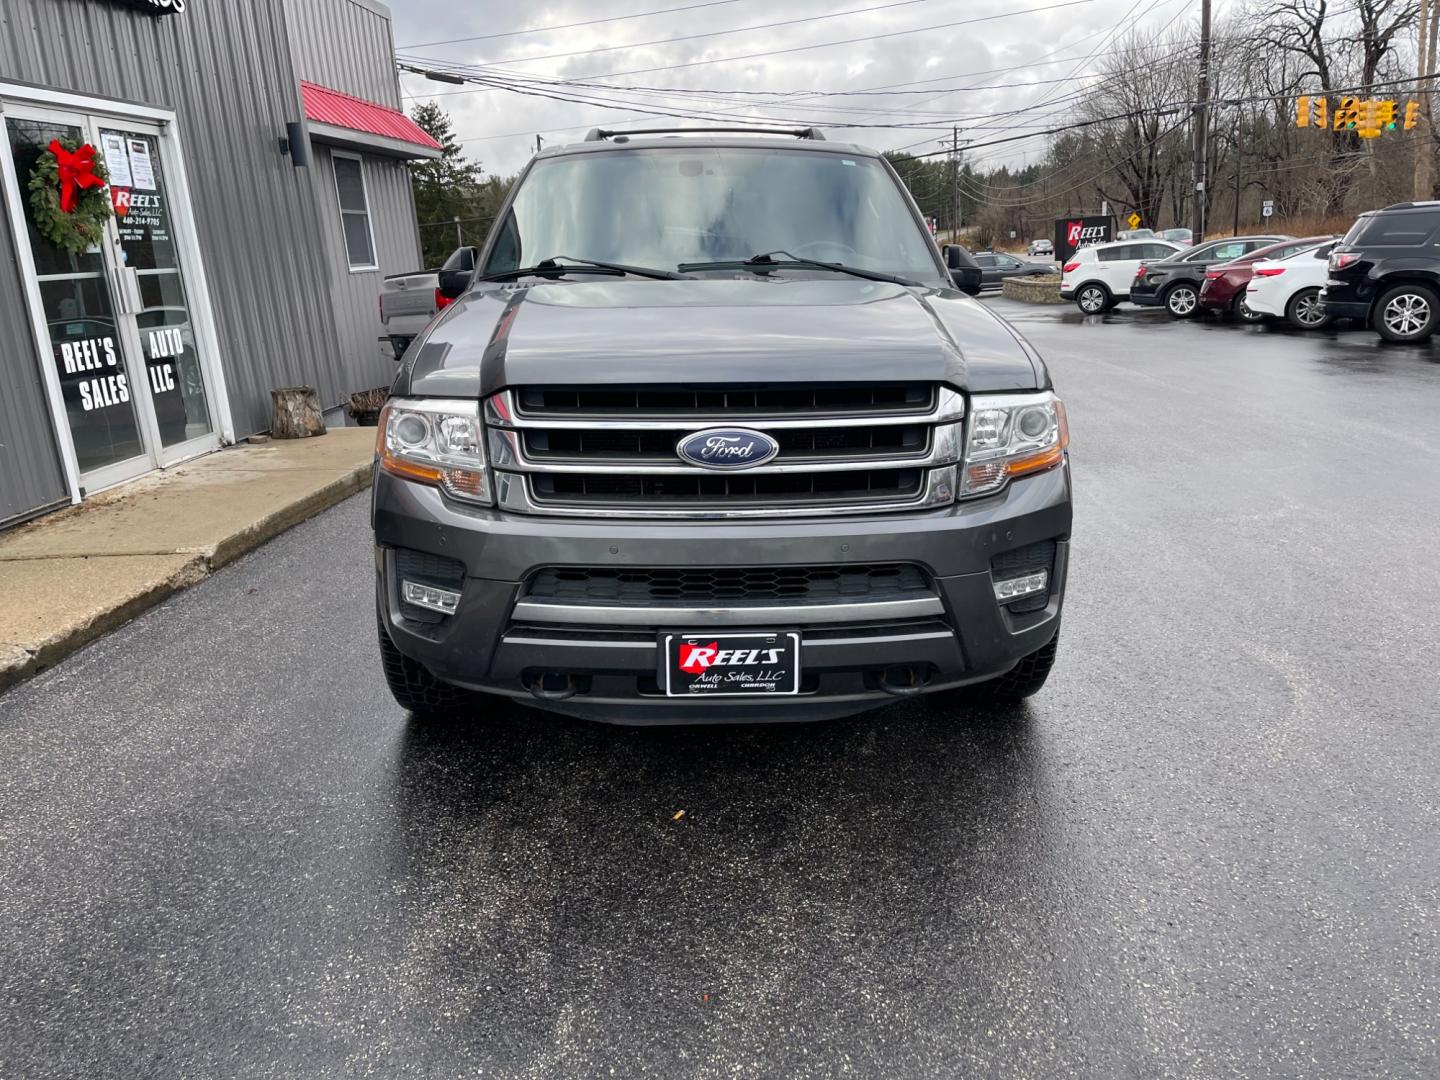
[391,0,1190,177]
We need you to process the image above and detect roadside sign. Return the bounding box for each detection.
[1054,215,1113,262]
[1262,199,1274,218]
[1126,212,1142,229]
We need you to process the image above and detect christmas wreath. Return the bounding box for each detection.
[27,139,112,255]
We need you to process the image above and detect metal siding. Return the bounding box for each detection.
[313,143,422,396]
[283,0,400,107]
[0,204,68,524]
[0,0,352,439]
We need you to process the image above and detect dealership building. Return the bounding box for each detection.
[0,0,439,528]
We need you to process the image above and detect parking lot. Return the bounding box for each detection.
[2,298,1437,1079]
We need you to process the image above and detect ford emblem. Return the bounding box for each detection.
[676,427,780,470]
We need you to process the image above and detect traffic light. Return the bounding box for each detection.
[1356,98,1381,138]
[1333,96,1359,131]
[1405,100,1423,130]
[1296,94,1329,128]
[1376,99,1399,131]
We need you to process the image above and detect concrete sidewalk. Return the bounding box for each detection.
[0,429,374,691]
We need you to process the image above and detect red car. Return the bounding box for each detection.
[1199,236,1335,321]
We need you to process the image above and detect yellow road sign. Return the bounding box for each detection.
[1126,213,1142,229]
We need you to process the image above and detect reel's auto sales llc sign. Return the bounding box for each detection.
[1054,216,1113,263]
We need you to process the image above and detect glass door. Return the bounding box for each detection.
[5,111,152,489]
[3,106,220,492]
[96,123,216,460]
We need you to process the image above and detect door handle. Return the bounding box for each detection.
[112,266,143,316]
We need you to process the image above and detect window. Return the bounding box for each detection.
[995,254,1022,267]
[1354,210,1440,246]
[973,254,997,267]
[481,147,941,280]
[1142,243,1177,259]
[332,153,377,271]
[1210,242,1247,260]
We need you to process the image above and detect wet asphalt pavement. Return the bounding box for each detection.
[2,299,1438,1079]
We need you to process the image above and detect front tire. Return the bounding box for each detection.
[378,609,484,717]
[1373,283,1440,343]
[1286,287,1332,330]
[1163,282,1200,318]
[1075,283,1110,314]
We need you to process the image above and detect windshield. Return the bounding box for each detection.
[483,147,941,280]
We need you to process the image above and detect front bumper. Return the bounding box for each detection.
[372,464,1072,724]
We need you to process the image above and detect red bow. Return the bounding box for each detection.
[48,140,105,214]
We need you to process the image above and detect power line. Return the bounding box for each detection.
[403,0,1102,93]
[399,0,761,51]
[441,0,936,71]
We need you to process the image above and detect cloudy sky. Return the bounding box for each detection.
[391,0,1200,179]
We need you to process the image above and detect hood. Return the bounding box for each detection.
[400,278,1047,399]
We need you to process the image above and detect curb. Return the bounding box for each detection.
[0,462,372,694]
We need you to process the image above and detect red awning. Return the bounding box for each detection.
[300,81,442,154]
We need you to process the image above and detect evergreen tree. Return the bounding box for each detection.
[409,103,484,267]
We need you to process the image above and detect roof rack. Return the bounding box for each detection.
[583,126,826,143]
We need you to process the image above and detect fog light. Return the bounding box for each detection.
[402,580,461,615]
[993,570,1048,604]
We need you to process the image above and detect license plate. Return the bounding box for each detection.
[662,631,801,697]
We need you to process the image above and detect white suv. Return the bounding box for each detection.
[1060,239,1183,314]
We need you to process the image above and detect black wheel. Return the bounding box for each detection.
[378,609,484,717]
[1163,282,1200,318]
[1232,291,1265,323]
[964,633,1060,703]
[1373,283,1440,343]
[1285,287,1332,330]
[1075,283,1110,314]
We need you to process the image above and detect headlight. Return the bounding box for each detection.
[377,398,491,504]
[960,391,1069,498]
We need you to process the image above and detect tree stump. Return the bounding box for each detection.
[270,386,327,439]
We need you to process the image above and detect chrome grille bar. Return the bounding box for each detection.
[486,383,963,517]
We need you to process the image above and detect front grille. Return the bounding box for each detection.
[487,382,963,517]
[517,383,934,417]
[523,423,928,462]
[531,468,923,505]
[526,563,933,607]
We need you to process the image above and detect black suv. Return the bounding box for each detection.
[1129,234,1290,317]
[1324,202,1440,343]
[972,250,1054,290]
[373,128,1071,725]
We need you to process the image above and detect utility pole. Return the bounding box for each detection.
[453,215,462,249]
[1233,109,1242,235]
[951,125,961,240]
[1192,0,1212,242]
[1416,0,1438,199]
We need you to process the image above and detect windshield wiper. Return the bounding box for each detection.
[478,255,689,282]
[677,250,922,287]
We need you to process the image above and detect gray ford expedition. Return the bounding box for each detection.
[373,128,1071,724]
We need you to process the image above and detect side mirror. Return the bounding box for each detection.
[437,245,478,300]
[944,244,983,296]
